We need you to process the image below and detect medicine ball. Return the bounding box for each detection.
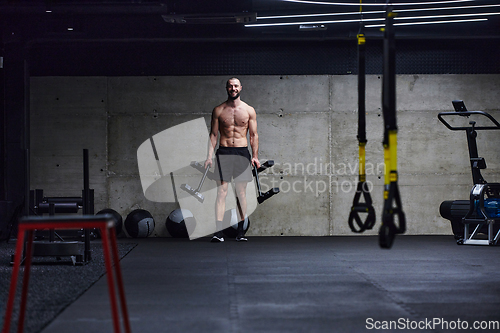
[222,208,250,238]
[96,208,123,235]
[166,209,196,238]
[125,209,155,238]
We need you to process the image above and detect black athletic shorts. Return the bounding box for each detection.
[215,146,253,183]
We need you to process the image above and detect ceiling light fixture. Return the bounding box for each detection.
[246,17,384,27]
[396,11,500,21]
[246,11,500,28]
[257,4,500,20]
[366,18,487,27]
[283,0,474,6]
[299,24,327,30]
[258,10,384,20]
[395,4,500,14]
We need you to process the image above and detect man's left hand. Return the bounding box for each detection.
[252,158,261,169]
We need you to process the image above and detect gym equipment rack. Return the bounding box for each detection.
[13,149,96,265]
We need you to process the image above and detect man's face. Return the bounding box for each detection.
[226,79,241,100]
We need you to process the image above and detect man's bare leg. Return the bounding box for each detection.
[212,180,228,242]
[216,180,229,222]
[234,182,248,241]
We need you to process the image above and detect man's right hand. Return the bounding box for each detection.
[204,158,212,169]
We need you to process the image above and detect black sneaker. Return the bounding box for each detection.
[236,234,247,242]
[211,234,224,243]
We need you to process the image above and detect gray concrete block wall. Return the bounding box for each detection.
[30,75,500,237]
[30,77,108,207]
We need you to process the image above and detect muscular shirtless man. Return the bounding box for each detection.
[204,78,261,242]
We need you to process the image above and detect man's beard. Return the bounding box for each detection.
[228,91,240,100]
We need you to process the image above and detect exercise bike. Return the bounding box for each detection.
[438,100,500,245]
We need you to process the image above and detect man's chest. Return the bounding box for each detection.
[220,108,249,127]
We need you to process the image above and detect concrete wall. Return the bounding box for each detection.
[30,75,500,237]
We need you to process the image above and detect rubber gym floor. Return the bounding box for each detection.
[5,235,500,332]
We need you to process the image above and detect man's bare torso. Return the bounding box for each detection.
[215,101,251,147]
[205,77,259,171]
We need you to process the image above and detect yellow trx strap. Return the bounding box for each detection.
[379,5,406,249]
[348,0,375,233]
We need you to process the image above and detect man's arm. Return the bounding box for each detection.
[248,107,261,169]
[205,108,219,169]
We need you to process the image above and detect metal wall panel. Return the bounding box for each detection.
[29,39,500,76]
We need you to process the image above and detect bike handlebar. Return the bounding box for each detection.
[438,111,500,131]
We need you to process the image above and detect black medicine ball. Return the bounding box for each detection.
[96,208,123,235]
[125,209,155,238]
[166,209,196,238]
[222,208,250,238]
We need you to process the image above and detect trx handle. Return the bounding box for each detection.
[349,178,376,233]
[379,6,406,249]
[348,20,376,233]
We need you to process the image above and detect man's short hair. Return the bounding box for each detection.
[226,77,241,87]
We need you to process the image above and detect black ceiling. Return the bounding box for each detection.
[1,0,499,76]
[1,0,500,43]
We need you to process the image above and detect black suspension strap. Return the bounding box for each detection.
[348,9,376,233]
[379,4,406,249]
